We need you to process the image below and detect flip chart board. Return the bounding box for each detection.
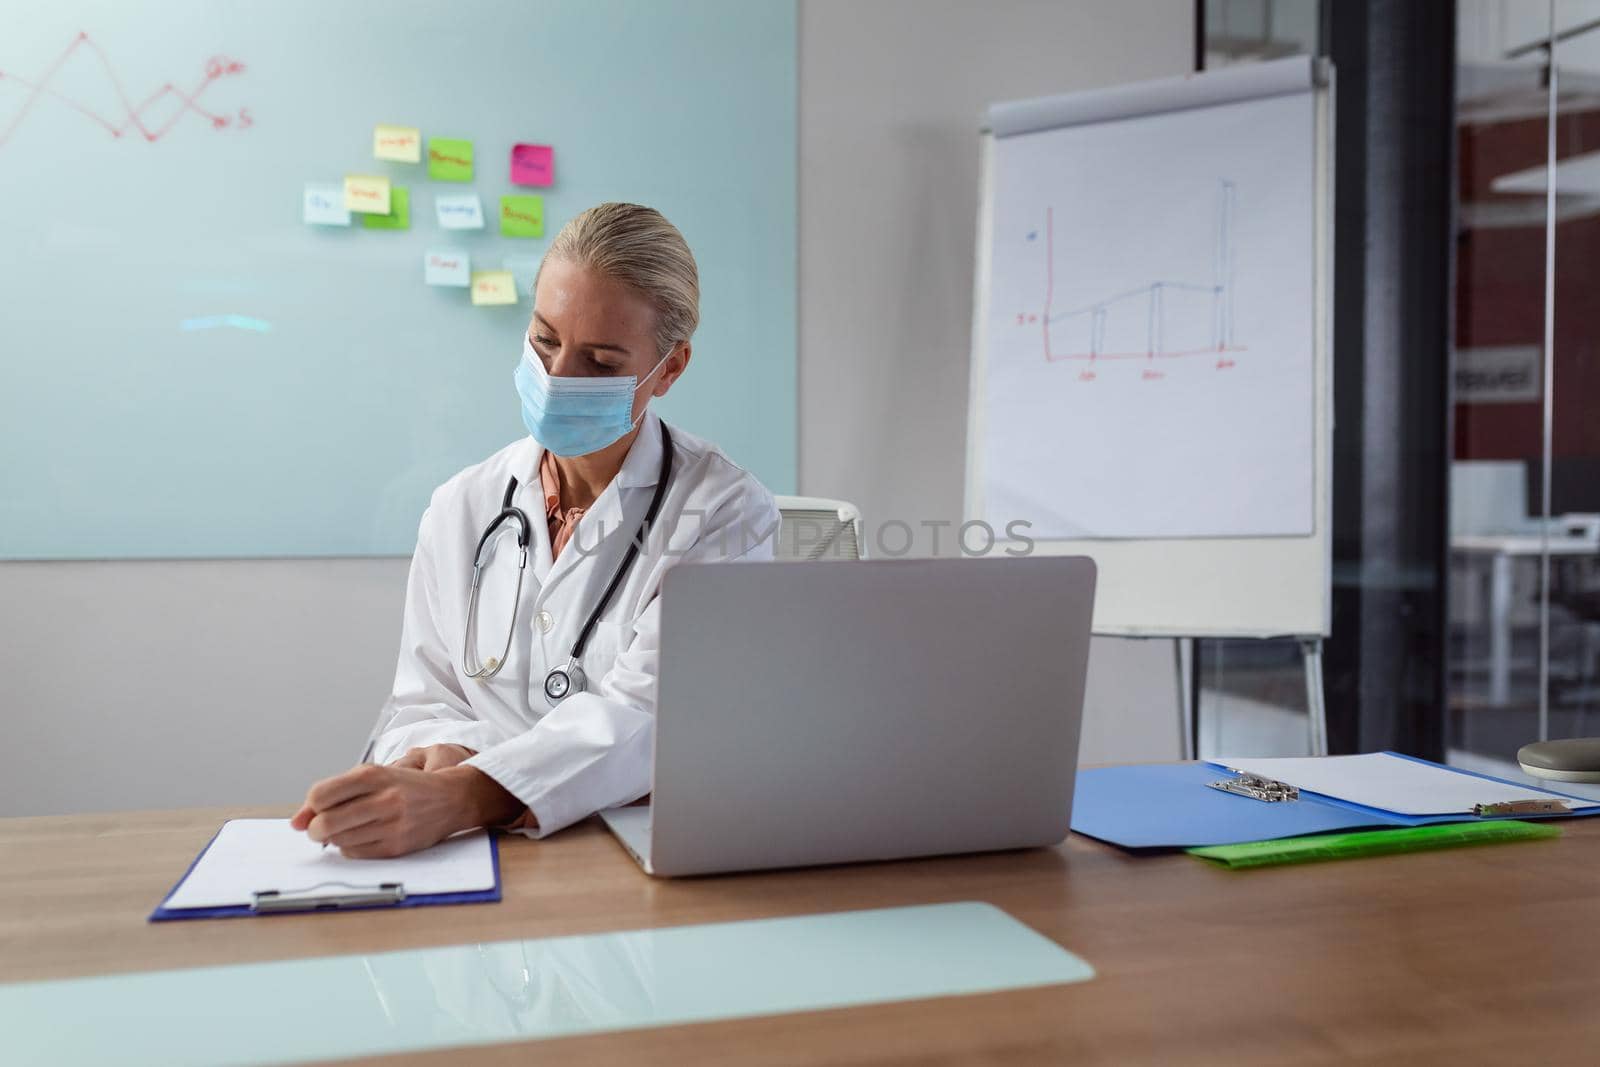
[0,0,796,558]
[967,57,1332,637]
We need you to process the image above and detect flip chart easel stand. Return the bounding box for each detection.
[1176,636,1328,759]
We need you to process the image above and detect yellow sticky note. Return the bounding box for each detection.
[471,270,518,306]
[373,124,421,163]
[343,174,391,215]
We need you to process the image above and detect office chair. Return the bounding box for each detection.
[772,496,864,561]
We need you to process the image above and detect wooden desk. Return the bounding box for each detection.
[3,806,1598,1065]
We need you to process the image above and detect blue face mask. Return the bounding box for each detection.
[514,336,673,457]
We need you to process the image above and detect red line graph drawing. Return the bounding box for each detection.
[1023,180,1246,370]
[0,31,250,149]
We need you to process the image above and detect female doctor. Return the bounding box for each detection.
[292,203,779,857]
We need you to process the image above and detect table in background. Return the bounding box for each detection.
[3,798,1599,1065]
[1451,532,1600,705]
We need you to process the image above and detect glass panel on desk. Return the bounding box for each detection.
[0,904,1094,1067]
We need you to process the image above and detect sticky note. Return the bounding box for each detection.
[471,270,518,306]
[373,124,421,163]
[427,137,473,182]
[510,143,554,187]
[344,175,391,215]
[435,192,485,230]
[303,182,350,226]
[361,186,410,230]
[500,194,544,238]
[424,249,471,288]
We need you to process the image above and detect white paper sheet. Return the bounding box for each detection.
[162,819,495,910]
[1217,753,1600,816]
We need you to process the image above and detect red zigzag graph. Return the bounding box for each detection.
[0,30,250,148]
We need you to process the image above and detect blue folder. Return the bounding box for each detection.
[149,827,502,922]
[1070,752,1600,850]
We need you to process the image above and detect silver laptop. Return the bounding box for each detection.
[600,555,1097,876]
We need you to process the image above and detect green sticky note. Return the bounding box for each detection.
[500,194,544,238]
[427,138,473,182]
[362,186,410,230]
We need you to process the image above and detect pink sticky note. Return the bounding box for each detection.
[510,143,554,187]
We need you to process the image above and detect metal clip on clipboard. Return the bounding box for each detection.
[1471,799,1571,817]
[1207,771,1300,803]
[251,881,407,913]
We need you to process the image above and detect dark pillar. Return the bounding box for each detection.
[1323,0,1456,758]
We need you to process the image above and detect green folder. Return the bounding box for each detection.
[1188,820,1561,869]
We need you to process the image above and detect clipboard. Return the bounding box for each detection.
[149,819,502,922]
[1071,752,1600,850]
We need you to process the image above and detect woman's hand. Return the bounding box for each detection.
[392,743,476,772]
[289,764,523,858]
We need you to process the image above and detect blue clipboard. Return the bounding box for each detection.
[149,826,502,922]
[1071,752,1600,850]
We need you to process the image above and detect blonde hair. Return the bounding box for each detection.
[537,202,700,355]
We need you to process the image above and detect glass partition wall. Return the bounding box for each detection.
[1194,0,1324,759]
[1451,1,1600,791]
[1195,2,1600,767]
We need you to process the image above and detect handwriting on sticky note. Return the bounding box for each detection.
[500,194,544,238]
[435,192,484,230]
[373,124,421,163]
[361,186,410,230]
[471,270,518,306]
[427,137,473,182]
[425,249,471,288]
[303,182,350,226]
[344,175,391,215]
[510,144,554,187]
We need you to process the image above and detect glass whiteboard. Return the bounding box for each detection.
[0,0,796,558]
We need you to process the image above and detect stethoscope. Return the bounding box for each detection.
[461,422,674,703]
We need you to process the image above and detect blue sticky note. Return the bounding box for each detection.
[435,193,485,230]
[302,183,350,226]
[424,249,471,288]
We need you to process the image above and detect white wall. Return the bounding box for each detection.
[797,0,1197,764]
[1,0,1195,817]
[0,560,406,816]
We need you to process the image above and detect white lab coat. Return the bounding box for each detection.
[369,412,778,837]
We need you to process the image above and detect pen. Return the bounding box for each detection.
[319,737,375,853]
